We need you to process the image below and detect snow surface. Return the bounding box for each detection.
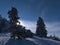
[0,33,60,45]
[26,36,60,45]
[0,33,10,45]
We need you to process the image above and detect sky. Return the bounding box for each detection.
[0,0,60,37]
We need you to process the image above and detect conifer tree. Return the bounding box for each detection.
[8,7,20,32]
[0,15,6,32]
[8,7,20,25]
[36,17,47,37]
[7,7,33,39]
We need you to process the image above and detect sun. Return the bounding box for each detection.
[17,20,25,26]
[16,22,20,25]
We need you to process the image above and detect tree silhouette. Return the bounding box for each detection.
[0,15,6,32]
[8,7,20,24]
[25,29,33,38]
[7,7,33,39]
[36,17,47,37]
[8,7,20,32]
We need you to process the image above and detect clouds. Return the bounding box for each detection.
[46,22,60,32]
[46,22,60,37]
[20,20,36,33]
[20,20,60,37]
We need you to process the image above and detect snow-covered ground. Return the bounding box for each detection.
[0,33,60,45]
[0,33,10,45]
[26,36,60,45]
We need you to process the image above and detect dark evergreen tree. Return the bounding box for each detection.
[7,7,33,39]
[25,29,33,38]
[8,7,22,39]
[0,15,6,32]
[8,7,20,32]
[36,17,47,37]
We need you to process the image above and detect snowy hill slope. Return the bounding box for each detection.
[5,39,37,45]
[26,36,60,45]
[0,33,10,45]
[0,33,60,45]
[5,36,60,45]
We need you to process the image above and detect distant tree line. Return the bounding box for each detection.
[47,35,60,41]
